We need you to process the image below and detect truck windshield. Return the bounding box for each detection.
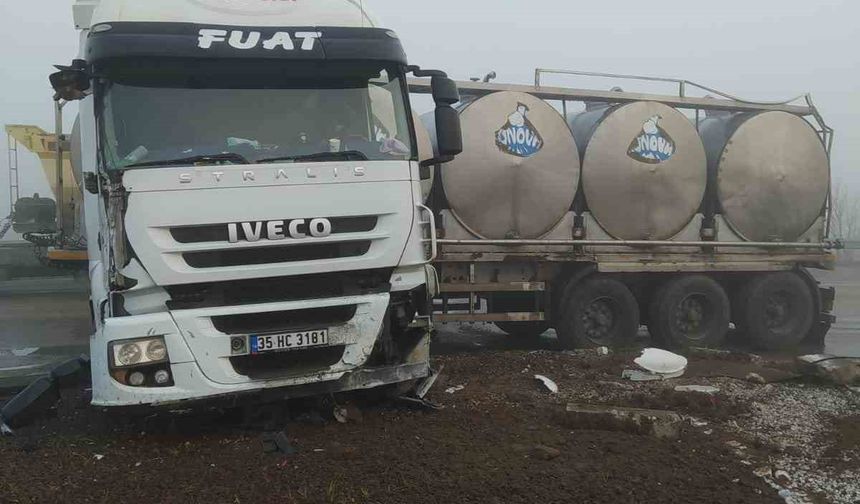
[97,60,414,169]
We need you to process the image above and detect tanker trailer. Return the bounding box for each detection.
[568,101,707,241]
[414,70,838,352]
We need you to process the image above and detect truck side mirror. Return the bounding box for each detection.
[431,76,460,106]
[408,68,463,166]
[49,60,90,101]
[430,76,463,162]
[434,106,463,158]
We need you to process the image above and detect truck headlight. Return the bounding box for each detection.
[110,337,170,369]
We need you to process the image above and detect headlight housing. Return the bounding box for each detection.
[110,337,170,369]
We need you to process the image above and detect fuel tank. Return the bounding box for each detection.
[699,111,829,242]
[569,101,707,240]
[426,91,580,239]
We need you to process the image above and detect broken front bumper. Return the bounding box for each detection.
[91,292,430,408]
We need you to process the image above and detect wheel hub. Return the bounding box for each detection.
[582,299,616,343]
[765,294,791,329]
[673,295,707,337]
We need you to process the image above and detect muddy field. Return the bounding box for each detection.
[1,335,858,504]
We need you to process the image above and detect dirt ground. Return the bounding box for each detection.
[2,334,858,504]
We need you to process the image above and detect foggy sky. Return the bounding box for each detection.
[0,0,857,239]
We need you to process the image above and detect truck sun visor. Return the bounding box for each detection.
[86,23,407,65]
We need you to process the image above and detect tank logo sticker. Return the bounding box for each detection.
[628,115,676,164]
[495,103,544,158]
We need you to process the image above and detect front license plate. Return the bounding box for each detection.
[251,330,329,354]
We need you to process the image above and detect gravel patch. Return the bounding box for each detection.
[724,383,860,503]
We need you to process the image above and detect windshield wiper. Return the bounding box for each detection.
[124,152,251,169]
[257,150,369,164]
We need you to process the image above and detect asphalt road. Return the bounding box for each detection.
[0,276,90,351]
[816,261,860,357]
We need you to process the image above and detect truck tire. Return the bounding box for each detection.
[737,272,815,351]
[557,275,639,349]
[648,275,730,349]
[494,321,550,338]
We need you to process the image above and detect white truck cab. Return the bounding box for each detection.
[54,0,462,408]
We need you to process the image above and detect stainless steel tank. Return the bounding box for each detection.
[427,91,580,239]
[569,101,708,240]
[699,111,829,242]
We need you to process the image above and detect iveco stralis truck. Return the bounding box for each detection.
[50,0,462,408]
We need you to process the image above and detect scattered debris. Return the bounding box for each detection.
[94,454,104,461]
[531,445,561,461]
[746,373,767,385]
[395,396,443,411]
[0,376,60,429]
[534,375,559,394]
[415,365,443,399]
[774,470,791,486]
[333,405,363,424]
[797,355,860,386]
[563,403,683,439]
[261,431,296,456]
[621,369,663,382]
[445,385,465,395]
[598,380,634,390]
[754,466,772,478]
[1,420,12,436]
[689,418,709,428]
[634,348,688,378]
[596,347,610,356]
[674,385,720,395]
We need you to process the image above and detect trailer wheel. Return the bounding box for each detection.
[738,272,814,351]
[648,275,730,349]
[494,322,551,339]
[557,276,639,349]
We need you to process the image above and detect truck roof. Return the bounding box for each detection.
[75,0,379,30]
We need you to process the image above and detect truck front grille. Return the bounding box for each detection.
[165,268,392,310]
[183,241,371,268]
[170,216,378,244]
[230,346,346,380]
[212,305,358,335]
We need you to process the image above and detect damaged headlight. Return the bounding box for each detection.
[110,337,169,369]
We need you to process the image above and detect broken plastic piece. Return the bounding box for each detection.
[415,365,443,399]
[396,396,444,410]
[0,377,60,429]
[51,358,84,388]
[261,431,296,456]
[445,385,465,394]
[635,348,688,378]
[534,375,559,394]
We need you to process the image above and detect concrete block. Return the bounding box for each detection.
[563,403,683,440]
